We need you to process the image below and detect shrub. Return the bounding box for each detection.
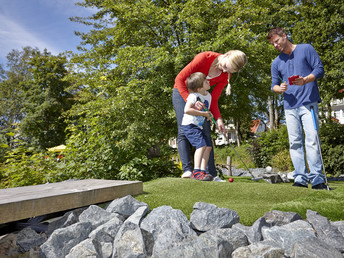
[271,149,293,172]
[248,126,289,168]
[214,143,255,169]
[119,155,178,182]
[0,144,60,188]
[319,121,344,176]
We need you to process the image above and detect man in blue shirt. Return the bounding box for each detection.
[268,27,327,190]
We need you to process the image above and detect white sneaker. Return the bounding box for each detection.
[213,176,226,182]
[181,171,192,178]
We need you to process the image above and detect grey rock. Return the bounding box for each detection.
[46,207,86,237]
[16,227,45,253]
[89,215,123,243]
[190,202,240,232]
[115,224,146,258]
[232,241,285,258]
[151,234,218,258]
[291,236,343,258]
[11,196,344,258]
[152,228,248,258]
[263,210,303,226]
[68,212,124,258]
[66,239,98,258]
[106,195,149,219]
[201,228,249,255]
[262,174,283,184]
[233,217,270,244]
[332,220,344,236]
[278,172,290,183]
[140,206,197,255]
[306,209,344,252]
[79,205,118,230]
[93,239,113,258]
[40,222,92,258]
[112,205,150,258]
[261,220,315,256]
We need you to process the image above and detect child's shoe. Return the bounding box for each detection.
[192,171,212,181]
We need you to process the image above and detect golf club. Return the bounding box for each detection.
[310,105,330,190]
[197,97,262,181]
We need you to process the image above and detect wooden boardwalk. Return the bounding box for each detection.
[0,179,143,224]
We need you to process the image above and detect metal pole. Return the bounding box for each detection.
[310,106,330,190]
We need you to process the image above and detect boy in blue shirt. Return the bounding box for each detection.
[268,27,326,189]
[182,72,213,181]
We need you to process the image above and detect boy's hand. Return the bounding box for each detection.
[204,111,212,121]
[195,100,205,111]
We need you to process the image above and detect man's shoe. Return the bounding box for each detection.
[292,182,308,188]
[312,183,328,190]
[203,174,213,181]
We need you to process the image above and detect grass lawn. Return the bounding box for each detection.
[134,177,344,226]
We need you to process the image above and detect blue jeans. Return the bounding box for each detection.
[285,102,325,186]
[172,88,216,177]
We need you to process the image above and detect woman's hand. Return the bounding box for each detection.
[217,118,225,134]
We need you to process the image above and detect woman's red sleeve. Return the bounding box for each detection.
[174,54,205,102]
[210,81,227,120]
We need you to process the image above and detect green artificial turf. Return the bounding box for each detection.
[134,177,344,226]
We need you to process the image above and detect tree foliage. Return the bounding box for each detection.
[1,0,343,186]
[19,50,74,150]
[0,47,38,130]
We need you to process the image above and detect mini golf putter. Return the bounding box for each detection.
[310,106,330,190]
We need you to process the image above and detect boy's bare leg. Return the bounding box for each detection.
[201,146,212,171]
[194,146,206,169]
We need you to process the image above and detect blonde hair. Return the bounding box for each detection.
[217,50,247,95]
[186,72,206,93]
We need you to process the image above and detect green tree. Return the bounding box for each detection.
[0,47,39,130]
[62,0,230,179]
[291,0,344,114]
[0,47,40,162]
[19,49,74,150]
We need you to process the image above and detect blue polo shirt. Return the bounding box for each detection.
[271,44,325,109]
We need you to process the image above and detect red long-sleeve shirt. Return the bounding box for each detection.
[174,51,230,120]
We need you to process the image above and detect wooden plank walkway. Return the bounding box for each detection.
[0,179,143,224]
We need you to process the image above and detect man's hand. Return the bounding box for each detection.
[293,74,315,86]
[273,81,287,93]
[279,81,288,92]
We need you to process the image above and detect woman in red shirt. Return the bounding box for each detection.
[173,50,247,181]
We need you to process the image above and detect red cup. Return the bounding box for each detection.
[288,75,299,85]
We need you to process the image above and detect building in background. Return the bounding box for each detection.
[329,89,344,124]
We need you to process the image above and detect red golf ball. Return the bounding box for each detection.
[228,178,233,182]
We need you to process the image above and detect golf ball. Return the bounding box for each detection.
[228,178,233,182]
[266,166,272,173]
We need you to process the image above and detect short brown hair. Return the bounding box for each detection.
[267,27,286,40]
[186,72,206,92]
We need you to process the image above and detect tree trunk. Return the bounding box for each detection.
[273,95,279,129]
